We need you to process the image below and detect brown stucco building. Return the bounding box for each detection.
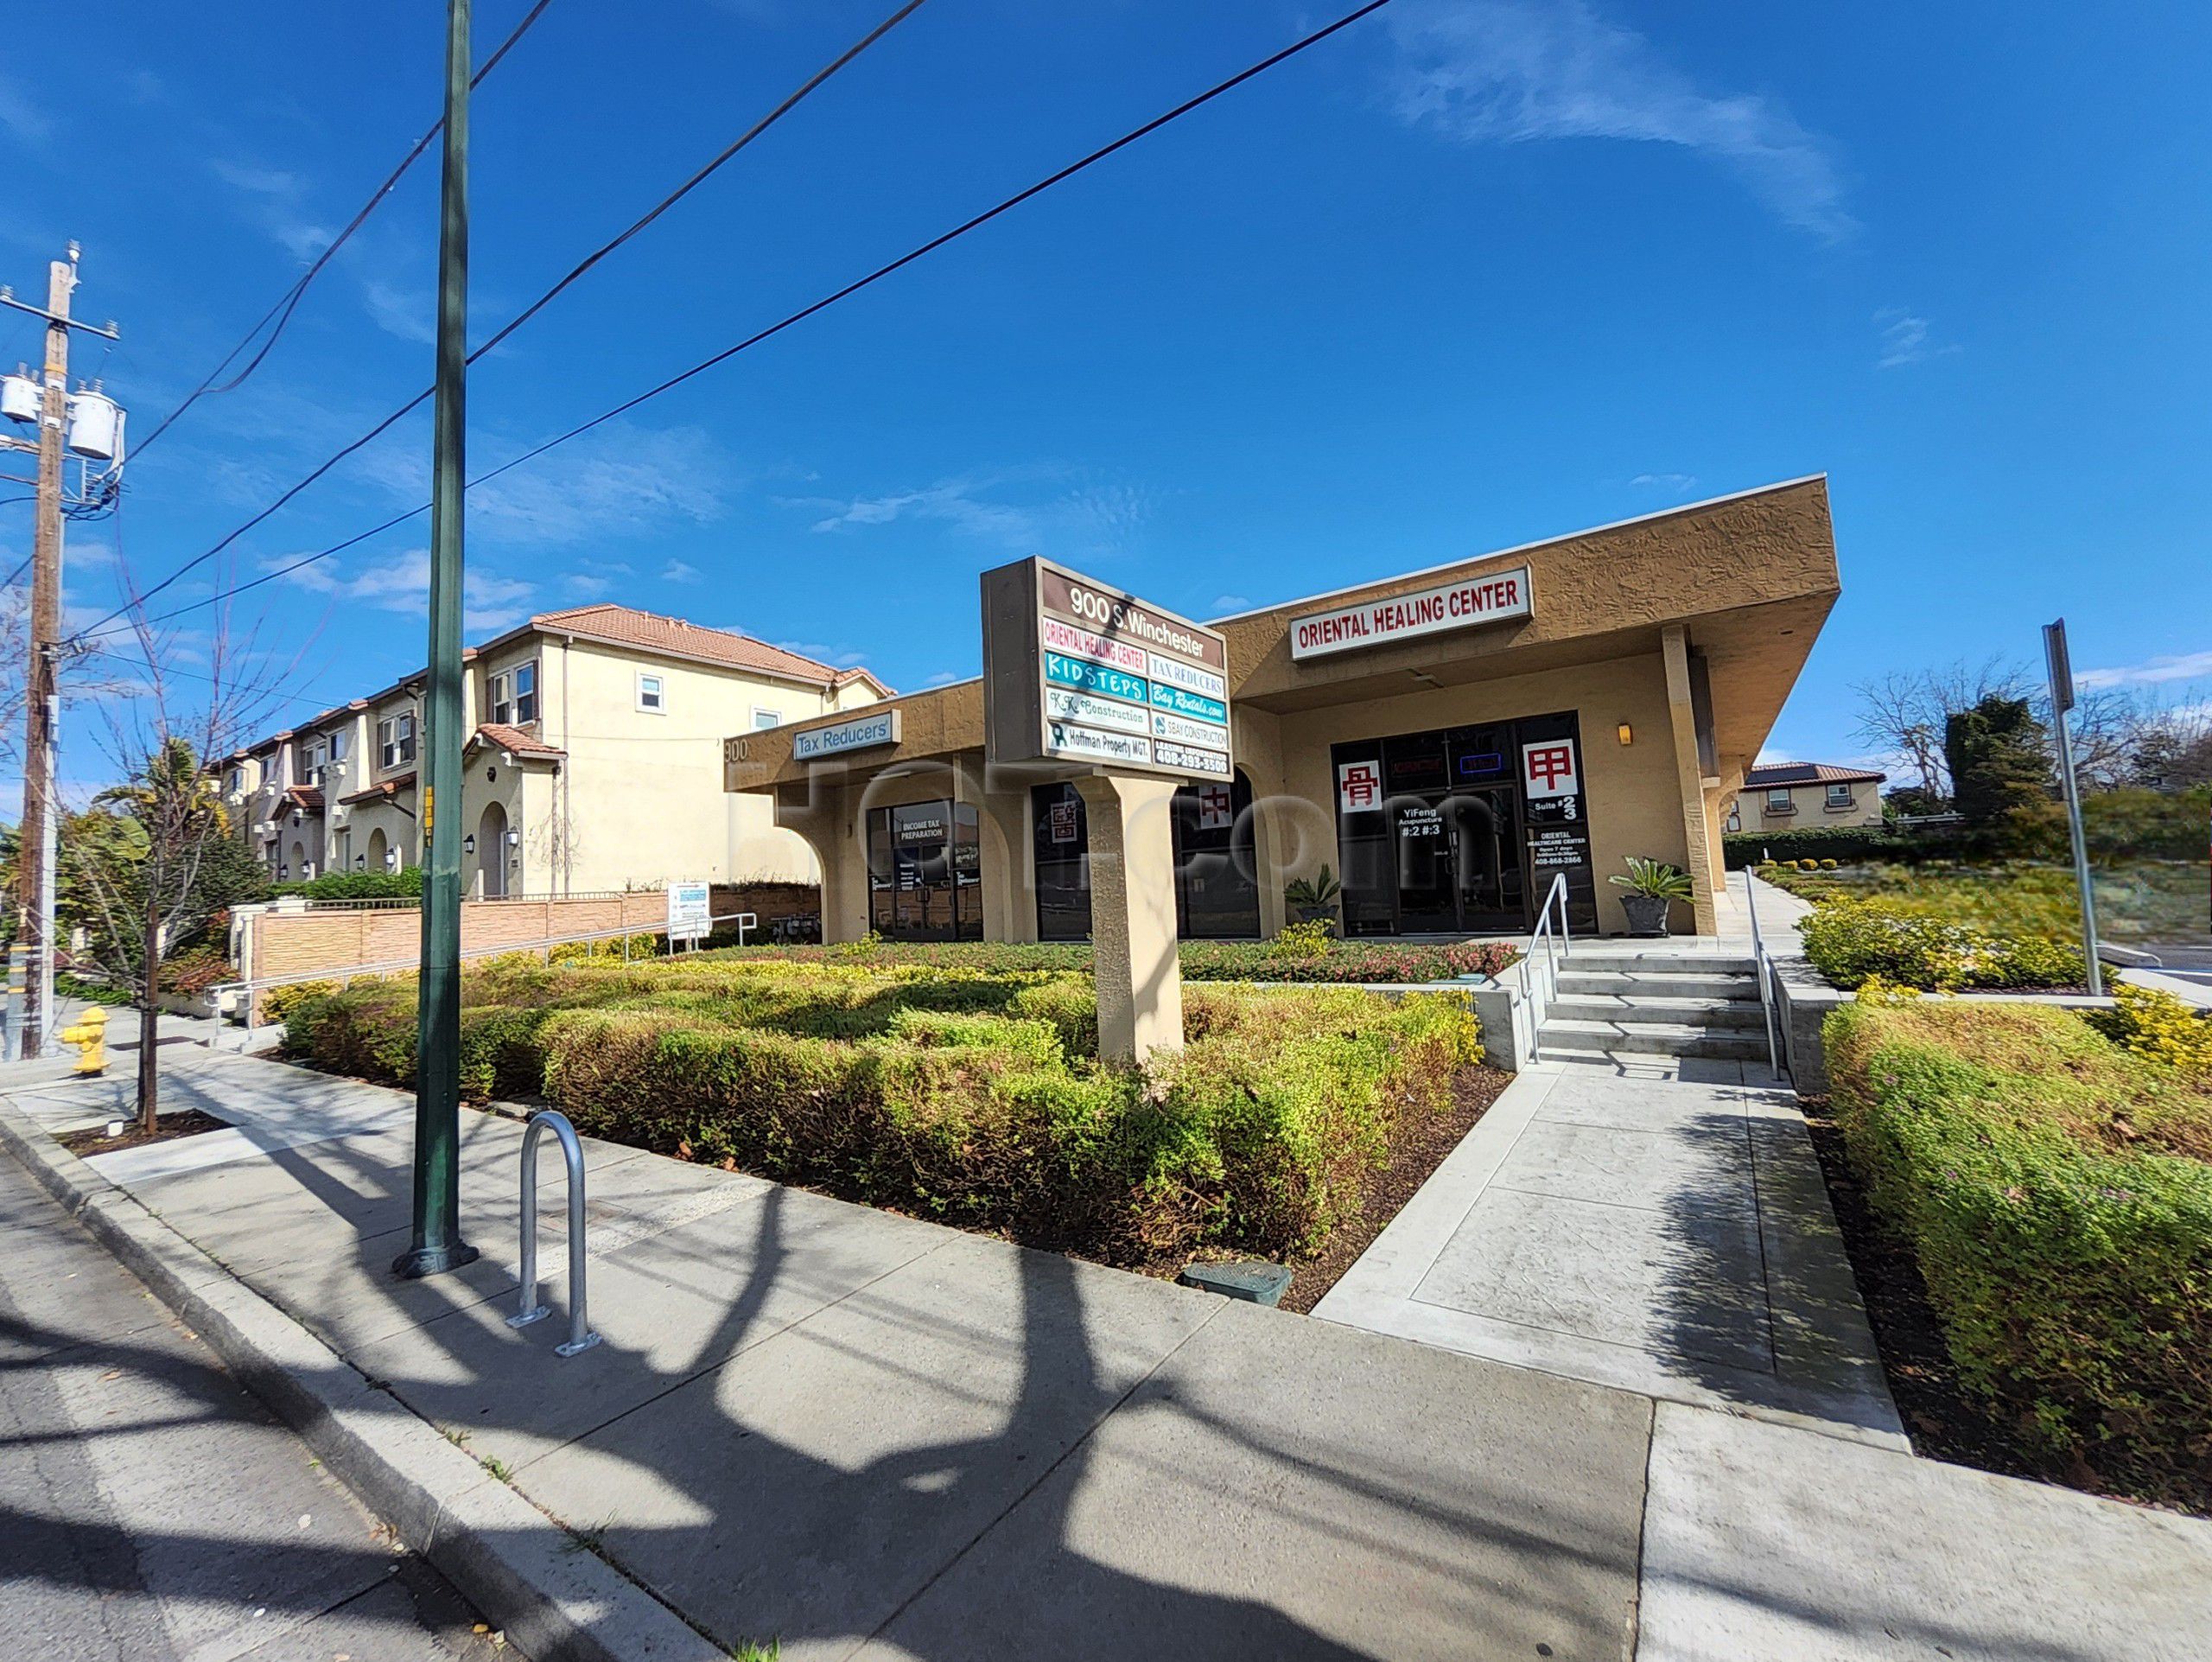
[724,475,1841,942]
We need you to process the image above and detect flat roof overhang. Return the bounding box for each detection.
[725,475,1839,796]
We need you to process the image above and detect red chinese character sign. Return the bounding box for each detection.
[1195,782,1234,831]
[1337,760,1382,813]
[1521,739,1580,800]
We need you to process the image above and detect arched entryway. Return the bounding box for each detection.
[366,828,390,873]
[286,839,307,882]
[476,800,510,898]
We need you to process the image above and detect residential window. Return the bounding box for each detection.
[378,712,416,770]
[1765,788,1795,814]
[226,767,242,794]
[304,740,327,786]
[329,730,347,763]
[752,706,780,730]
[490,660,538,726]
[637,672,666,713]
[1725,805,1741,832]
[1825,782,1855,811]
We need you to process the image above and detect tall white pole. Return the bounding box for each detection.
[2044,619,2104,997]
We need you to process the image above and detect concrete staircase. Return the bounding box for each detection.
[1537,946,1770,1063]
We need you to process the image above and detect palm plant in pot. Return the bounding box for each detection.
[1608,856,1694,937]
[1282,864,1342,930]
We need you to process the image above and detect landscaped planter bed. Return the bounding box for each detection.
[280,955,1502,1281]
[1816,991,2212,1516]
[689,934,1520,986]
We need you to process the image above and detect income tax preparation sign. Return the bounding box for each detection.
[982,557,1232,780]
[1288,564,1532,661]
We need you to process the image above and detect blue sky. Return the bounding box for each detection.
[3,0,2208,793]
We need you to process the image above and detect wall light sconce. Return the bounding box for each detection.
[354,853,365,869]
[1617,723,1634,745]
[462,833,477,856]
[506,829,521,847]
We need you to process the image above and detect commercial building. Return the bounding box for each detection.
[225,604,887,895]
[725,475,1841,941]
[1724,761,1887,832]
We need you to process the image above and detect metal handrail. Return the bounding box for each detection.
[1744,870,1784,1081]
[1522,871,1571,1063]
[507,1111,601,1357]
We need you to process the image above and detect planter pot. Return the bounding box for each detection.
[1619,894,1673,938]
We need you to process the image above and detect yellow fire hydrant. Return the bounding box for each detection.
[57,1005,107,1076]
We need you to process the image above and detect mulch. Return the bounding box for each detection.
[57,1108,231,1157]
[1277,1066,1510,1315]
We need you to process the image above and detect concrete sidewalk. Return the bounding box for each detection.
[1313,1054,1904,1447]
[5,1050,2210,1660]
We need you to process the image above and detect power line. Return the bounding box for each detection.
[76,0,1397,644]
[130,0,561,460]
[83,0,931,641]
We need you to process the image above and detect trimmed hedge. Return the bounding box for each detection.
[272,868,425,901]
[1825,998,2212,1506]
[1799,898,2085,991]
[281,958,1484,1263]
[1725,824,1913,869]
[699,935,1519,985]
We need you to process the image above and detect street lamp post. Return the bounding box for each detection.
[394,0,479,1279]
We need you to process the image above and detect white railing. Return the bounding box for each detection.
[1744,871,1784,1081]
[1522,871,1571,1063]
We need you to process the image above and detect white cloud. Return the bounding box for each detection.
[1388,0,1853,242]
[921,671,963,689]
[267,547,537,632]
[660,559,701,584]
[0,76,51,145]
[1873,308,1958,370]
[773,638,871,670]
[2076,649,2212,690]
[1629,472,1697,493]
[210,159,302,197]
[1211,594,1251,613]
[360,278,436,345]
[798,472,1151,560]
[1755,744,1796,765]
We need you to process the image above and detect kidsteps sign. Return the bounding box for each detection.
[982,557,1233,781]
[1288,564,1532,661]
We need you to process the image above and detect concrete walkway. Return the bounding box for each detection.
[5,1050,2210,1660]
[1314,1054,1904,1447]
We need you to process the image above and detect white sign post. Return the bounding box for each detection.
[666,880,711,950]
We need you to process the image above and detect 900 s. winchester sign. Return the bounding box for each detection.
[1288,564,1532,661]
[982,557,1232,780]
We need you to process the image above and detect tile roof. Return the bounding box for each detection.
[469,722,565,759]
[339,773,417,806]
[1744,762,1887,788]
[283,786,325,812]
[530,604,885,691]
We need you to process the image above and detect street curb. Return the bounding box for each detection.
[0,1097,723,1662]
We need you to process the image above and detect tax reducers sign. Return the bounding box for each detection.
[982,557,1232,780]
[1288,564,1532,661]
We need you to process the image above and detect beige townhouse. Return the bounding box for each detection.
[1722,761,1887,833]
[223,604,887,895]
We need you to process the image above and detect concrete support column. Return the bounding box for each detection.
[1233,706,1291,938]
[1661,626,1720,936]
[777,776,868,943]
[1073,772,1184,1066]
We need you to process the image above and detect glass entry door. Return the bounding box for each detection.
[1392,799,1459,933]
[1446,786,1524,932]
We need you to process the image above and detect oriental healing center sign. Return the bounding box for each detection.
[1289,564,1532,661]
[981,557,1232,780]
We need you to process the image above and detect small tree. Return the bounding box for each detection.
[1944,696,2052,829]
[64,740,257,1131]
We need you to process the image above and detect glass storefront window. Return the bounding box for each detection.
[867,799,983,941]
[1030,773,1262,942]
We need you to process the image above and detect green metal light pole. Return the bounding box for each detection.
[395,0,480,1279]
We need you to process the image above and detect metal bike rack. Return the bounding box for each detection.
[507,1111,601,1357]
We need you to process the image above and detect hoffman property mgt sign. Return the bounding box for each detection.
[1289,564,1532,661]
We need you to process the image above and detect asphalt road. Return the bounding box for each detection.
[0,1147,513,1661]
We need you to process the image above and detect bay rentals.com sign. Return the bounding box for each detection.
[1289,564,1533,662]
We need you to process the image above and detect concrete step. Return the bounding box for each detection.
[1538,1019,1770,1061]
[1543,993,1766,1029]
[1561,947,1758,975]
[1554,969,1758,1001]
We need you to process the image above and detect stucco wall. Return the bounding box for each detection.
[1728,779,1885,831]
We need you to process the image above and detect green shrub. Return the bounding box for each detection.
[1819,857,1839,870]
[1826,999,2212,1506]
[285,956,1485,1265]
[2087,984,2212,1077]
[271,868,424,901]
[1723,824,1913,869]
[1801,898,2085,991]
[264,978,340,1023]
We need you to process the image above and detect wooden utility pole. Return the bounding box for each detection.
[394,0,479,1279]
[16,252,75,1059]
